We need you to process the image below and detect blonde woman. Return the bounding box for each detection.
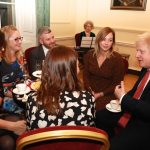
[0,25,24,114]
[83,27,125,110]
[0,29,26,150]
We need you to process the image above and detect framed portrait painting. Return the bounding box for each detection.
[110,0,147,10]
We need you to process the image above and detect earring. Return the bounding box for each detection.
[1,47,5,51]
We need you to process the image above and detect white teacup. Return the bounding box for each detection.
[16,83,27,93]
[110,100,119,110]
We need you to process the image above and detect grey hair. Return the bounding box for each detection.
[38,26,51,40]
[83,20,94,29]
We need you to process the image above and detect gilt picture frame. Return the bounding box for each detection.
[110,0,147,11]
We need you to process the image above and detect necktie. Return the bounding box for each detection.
[118,70,150,128]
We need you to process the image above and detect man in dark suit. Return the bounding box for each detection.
[96,32,150,150]
[29,26,56,78]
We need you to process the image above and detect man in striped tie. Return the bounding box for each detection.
[96,32,150,150]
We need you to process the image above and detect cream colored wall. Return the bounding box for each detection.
[50,0,76,47]
[15,0,36,51]
[51,0,150,71]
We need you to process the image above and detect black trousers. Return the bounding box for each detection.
[0,113,19,150]
[96,109,150,150]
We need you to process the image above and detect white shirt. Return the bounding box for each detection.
[120,70,150,103]
[42,45,49,56]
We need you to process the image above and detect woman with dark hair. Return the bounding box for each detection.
[83,27,125,111]
[26,45,95,130]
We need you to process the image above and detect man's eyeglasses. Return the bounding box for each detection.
[9,36,23,42]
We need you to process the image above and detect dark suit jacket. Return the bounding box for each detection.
[122,68,150,123]
[28,45,45,78]
[110,68,150,149]
[96,68,150,150]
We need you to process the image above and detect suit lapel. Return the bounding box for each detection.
[38,45,45,59]
[137,69,150,99]
[141,80,150,96]
[129,69,147,97]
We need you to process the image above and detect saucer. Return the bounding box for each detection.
[13,87,30,95]
[32,70,42,78]
[106,103,121,113]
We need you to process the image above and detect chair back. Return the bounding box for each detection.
[75,33,81,47]
[123,58,129,74]
[24,46,36,73]
[16,126,110,150]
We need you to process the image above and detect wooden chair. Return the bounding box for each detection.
[120,53,130,74]
[75,33,84,65]
[123,58,129,74]
[16,126,110,150]
[24,46,36,74]
[75,33,91,66]
[75,33,81,47]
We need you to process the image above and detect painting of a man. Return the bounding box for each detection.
[113,0,143,7]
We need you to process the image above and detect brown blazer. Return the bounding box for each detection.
[83,50,125,110]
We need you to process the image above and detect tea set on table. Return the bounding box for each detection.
[106,99,121,113]
[13,69,121,113]
[13,82,31,102]
[13,70,42,102]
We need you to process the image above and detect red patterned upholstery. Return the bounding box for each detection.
[24,46,36,72]
[75,33,81,47]
[16,126,110,150]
